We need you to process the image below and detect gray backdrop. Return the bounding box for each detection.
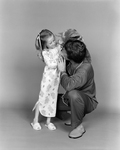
[0,0,120,113]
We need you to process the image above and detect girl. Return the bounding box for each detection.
[31,29,62,130]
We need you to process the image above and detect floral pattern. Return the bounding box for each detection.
[35,45,61,117]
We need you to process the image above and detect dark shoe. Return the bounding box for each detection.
[68,124,86,139]
[65,122,71,126]
[64,120,71,126]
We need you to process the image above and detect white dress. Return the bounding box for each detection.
[34,45,61,117]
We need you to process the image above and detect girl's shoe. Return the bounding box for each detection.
[31,122,41,130]
[45,123,56,130]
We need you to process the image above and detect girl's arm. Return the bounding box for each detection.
[37,51,44,62]
[42,51,57,68]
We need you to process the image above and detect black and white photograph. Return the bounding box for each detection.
[0,0,120,150]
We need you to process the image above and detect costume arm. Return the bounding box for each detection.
[37,51,44,62]
[61,69,87,91]
[42,51,57,68]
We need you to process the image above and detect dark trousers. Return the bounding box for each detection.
[56,90,98,128]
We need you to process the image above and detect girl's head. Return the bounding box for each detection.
[35,29,56,51]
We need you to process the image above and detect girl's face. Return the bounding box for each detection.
[46,35,56,49]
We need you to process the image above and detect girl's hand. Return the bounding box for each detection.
[59,50,64,57]
[58,56,66,72]
[37,52,44,62]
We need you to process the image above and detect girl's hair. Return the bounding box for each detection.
[35,29,53,51]
[64,38,87,63]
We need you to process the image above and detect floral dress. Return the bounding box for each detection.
[34,45,61,117]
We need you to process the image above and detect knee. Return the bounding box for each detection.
[67,90,84,104]
[67,90,81,101]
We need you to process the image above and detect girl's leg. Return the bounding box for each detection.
[46,117,51,125]
[31,103,42,130]
[45,117,56,130]
[33,103,40,123]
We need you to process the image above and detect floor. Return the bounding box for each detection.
[0,107,120,150]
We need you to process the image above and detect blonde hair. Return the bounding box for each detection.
[35,29,53,51]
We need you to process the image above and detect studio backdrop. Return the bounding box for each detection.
[0,0,120,113]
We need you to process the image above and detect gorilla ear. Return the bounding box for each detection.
[35,34,41,50]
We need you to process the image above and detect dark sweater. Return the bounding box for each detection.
[61,50,97,103]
